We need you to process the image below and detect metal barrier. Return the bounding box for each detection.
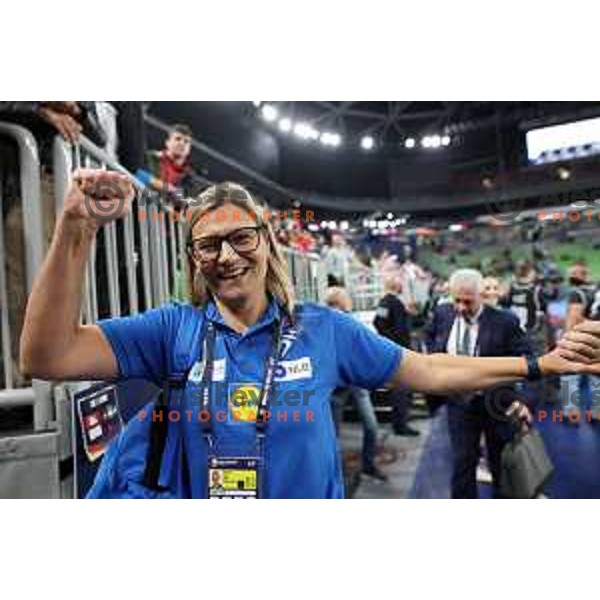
[282,248,326,303]
[345,263,384,312]
[0,122,53,432]
[53,135,192,317]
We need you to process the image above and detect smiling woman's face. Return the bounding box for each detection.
[482,277,501,306]
[190,203,269,305]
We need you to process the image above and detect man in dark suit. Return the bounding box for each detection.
[424,269,533,498]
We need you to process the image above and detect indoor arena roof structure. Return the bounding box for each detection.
[148,101,600,221]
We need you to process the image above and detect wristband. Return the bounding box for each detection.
[525,354,542,381]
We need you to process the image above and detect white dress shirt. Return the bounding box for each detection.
[446,305,484,357]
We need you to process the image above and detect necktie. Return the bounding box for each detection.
[461,318,472,356]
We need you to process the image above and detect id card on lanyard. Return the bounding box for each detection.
[208,456,260,499]
[200,319,283,499]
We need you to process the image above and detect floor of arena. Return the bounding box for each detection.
[341,404,600,499]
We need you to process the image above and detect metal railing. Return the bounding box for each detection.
[0,122,53,431]
[53,135,193,318]
[283,248,326,303]
[345,263,384,312]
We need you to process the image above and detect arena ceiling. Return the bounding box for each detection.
[249,101,600,149]
[148,101,600,221]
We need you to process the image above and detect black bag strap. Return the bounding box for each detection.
[142,315,208,491]
[142,373,189,491]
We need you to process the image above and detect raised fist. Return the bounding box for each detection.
[62,169,135,233]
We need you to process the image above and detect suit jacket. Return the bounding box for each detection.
[424,303,534,406]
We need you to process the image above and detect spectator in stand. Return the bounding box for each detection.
[373,273,419,436]
[0,102,82,143]
[427,278,452,317]
[399,257,428,315]
[326,287,388,482]
[322,232,354,287]
[136,123,208,210]
[481,276,502,307]
[289,222,316,254]
[377,249,400,276]
[506,260,546,334]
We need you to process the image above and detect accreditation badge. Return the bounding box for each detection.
[207,456,262,499]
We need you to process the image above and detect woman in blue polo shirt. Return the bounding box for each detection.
[20,170,600,498]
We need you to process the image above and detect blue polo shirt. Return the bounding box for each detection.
[94,299,403,498]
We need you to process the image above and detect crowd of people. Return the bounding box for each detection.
[320,225,600,497]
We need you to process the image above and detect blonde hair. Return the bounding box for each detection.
[184,182,295,319]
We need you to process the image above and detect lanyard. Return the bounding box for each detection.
[199,319,284,448]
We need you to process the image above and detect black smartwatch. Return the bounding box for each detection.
[525,354,542,381]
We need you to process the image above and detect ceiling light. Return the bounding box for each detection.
[557,167,571,180]
[422,136,431,148]
[294,122,313,139]
[361,136,375,150]
[320,132,332,145]
[321,132,342,147]
[442,135,451,146]
[404,138,416,149]
[261,104,278,122]
[279,118,293,132]
[430,135,442,148]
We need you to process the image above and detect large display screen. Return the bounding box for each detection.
[526,116,600,165]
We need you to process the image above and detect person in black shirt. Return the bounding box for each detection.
[373,273,419,436]
[506,261,546,335]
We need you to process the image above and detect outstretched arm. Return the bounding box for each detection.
[386,324,600,395]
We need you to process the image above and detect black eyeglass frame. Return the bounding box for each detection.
[187,225,265,263]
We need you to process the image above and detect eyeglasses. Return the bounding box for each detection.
[188,226,263,262]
